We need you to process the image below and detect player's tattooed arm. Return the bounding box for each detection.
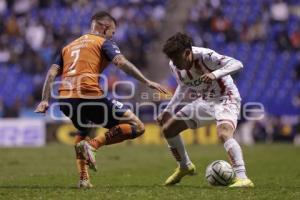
[113,54,149,84]
[35,64,61,113]
[113,55,168,94]
[42,64,61,101]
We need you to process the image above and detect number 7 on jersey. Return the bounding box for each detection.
[68,49,80,75]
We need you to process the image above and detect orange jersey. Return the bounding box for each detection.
[55,34,121,98]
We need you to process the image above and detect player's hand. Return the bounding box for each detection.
[147,81,169,94]
[157,111,172,126]
[34,101,49,113]
[200,73,216,84]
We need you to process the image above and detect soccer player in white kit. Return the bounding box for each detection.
[157,33,254,187]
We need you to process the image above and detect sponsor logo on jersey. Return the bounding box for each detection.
[112,44,121,53]
[183,77,203,87]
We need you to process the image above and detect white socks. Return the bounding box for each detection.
[166,135,192,168]
[224,138,248,179]
[166,135,248,178]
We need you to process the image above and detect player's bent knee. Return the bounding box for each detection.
[135,123,145,137]
[218,133,232,142]
[162,118,187,138]
[129,119,145,138]
[162,124,173,138]
[122,111,145,138]
[135,117,145,133]
[217,123,234,141]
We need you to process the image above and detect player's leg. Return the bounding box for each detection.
[60,99,93,188]
[161,100,213,185]
[161,116,196,185]
[74,131,94,188]
[217,122,247,177]
[77,98,145,171]
[162,117,192,169]
[88,109,145,148]
[215,101,254,187]
[217,122,253,187]
[162,100,215,185]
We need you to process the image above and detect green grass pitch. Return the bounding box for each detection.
[0,144,300,200]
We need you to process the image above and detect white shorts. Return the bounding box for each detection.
[176,97,241,130]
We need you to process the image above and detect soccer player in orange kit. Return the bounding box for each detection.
[35,11,167,188]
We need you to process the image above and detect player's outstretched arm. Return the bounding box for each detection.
[34,64,61,113]
[113,54,169,94]
[157,84,188,126]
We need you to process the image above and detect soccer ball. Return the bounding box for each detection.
[205,160,235,186]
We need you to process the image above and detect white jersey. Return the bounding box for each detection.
[164,46,243,113]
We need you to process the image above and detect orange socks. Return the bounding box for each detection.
[105,124,135,145]
[89,136,106,149]
[74,135,89,181]
[76,159,89,181]
[89,124,136,149]
[74,125,138,180]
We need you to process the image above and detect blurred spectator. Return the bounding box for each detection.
[2,99,21,118]
[0,98,3,117]
[19,48,45,74]
[111,6,126,21]
[210,9,238,42]
[252,120,269,142]
[5,14,21,36]
[188,0,214,32]
[25,18,46,50]
[210,0,221,9]
[59,0,74,7]
[211,9,231,33]
[241,19,267,43]
[262,2,271,23]
[20,96,36,118]
[38,0,52,9]
[72,0,89,8]
[0,0,7,14]
[292,93,300,107]
[0,40,11,63]
[276,29,292,50]
[252,116,295,143]
[290,27,300,50]
[293,56,300,80]
[151,4,166,21]
[32,83,43,103]
[270,0,289,24]
[13,0,35,16]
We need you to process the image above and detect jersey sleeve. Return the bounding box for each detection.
[163,84,188,113]
[163,61,189,113]
[102,40,122,61]
[202,50,243,79]
[53,52,63,67]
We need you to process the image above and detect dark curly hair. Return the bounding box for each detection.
[162,32,193,58]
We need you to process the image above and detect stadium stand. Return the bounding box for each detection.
[0,0,167,117]
[185,0,300,115]
[0,0,299,142]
